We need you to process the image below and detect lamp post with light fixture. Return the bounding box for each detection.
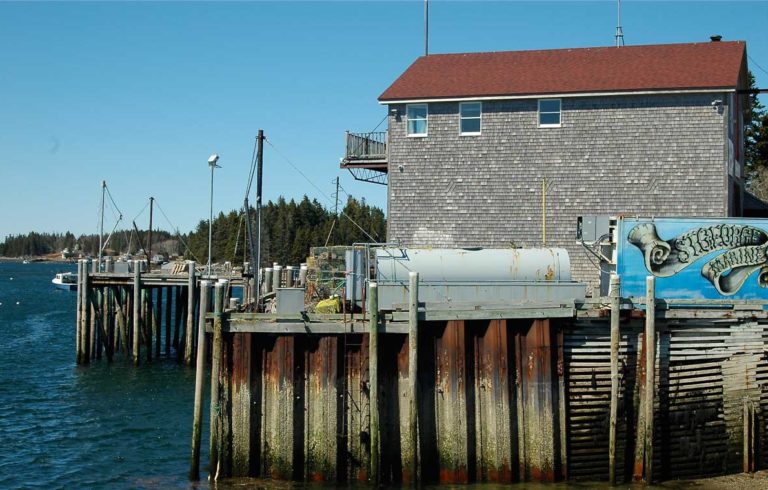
[207,154,220,278]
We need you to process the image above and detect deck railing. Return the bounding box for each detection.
[345,131,387,160]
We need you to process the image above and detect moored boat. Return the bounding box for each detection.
[52,272,77,291]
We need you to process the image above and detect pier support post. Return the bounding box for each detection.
[609,274,620,486]
[83,259,92,364]
[190,280,212,481]
[186,262,196,365]
[88,259,96,360]
[165,286,172,356]
[645,276,655,482]
[133,263,141,366]
[407,272,419,482]
[155,287,163,358]
[76,260,83,363]
[368,282,380,484]
[210,281,226,480]
[142,288,151,363]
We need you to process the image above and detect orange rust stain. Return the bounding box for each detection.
[545,265,555,281]
[486,467,513,483]
[439,467,469,484]
[530,466,555,482]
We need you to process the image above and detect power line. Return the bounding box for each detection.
[264,137,381,243]
[749,55,768,78]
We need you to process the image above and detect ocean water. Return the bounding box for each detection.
[0,262,207,489]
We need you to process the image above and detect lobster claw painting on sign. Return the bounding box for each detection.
[617,217,768,300]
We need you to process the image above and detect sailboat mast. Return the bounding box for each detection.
[98,180,106,268]
[148,197,154,272]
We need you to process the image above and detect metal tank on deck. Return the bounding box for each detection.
[373,247,584,312]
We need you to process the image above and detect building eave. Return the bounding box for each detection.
[378,87,735,105]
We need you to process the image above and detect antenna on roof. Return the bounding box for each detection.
[615,0,625,47]
[424,0,429,56]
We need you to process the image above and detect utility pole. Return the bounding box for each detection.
[148,197,154,272]
[334,176,340,216]
[254,129,264,307]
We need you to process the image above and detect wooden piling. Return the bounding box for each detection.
[368,282,380,484]
[190,280,212,481]
[82,260,91,364]
[608,274,620,486]
[407,272,419,482]
[142,288,151,363]
[88,260,96,360]
[210,281,226,479]
[76,260,83,363]
[185,262,196,365]
[644,276,655,482]
[133,264,141,366]
[155,287,162,358]
[165,286,172,355]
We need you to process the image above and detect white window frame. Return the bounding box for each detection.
[538,98,562,128]
[459,101,482,136]
[406,103,428,137]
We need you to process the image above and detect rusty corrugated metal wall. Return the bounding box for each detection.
[211,318,567,483]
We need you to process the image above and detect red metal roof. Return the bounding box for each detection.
[379,41,746,101]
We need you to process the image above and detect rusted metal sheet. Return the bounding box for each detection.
[473,319,515,482]
[342,334,370,482]
[376,334,409,483]
[515,319,556,482]
[231,332,260,477]
[434,320,470,483]
[303,336,341,481]
[261,335,296,480]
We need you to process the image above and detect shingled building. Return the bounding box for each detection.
[342,40,750,292]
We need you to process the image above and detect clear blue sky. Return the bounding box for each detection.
[1,1,766,239]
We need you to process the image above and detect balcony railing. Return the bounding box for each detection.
[341,131,387,185]
[344,131,387,162]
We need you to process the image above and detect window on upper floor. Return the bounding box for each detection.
[538,99,561,128]
[460,102,482,135]
[407,104,428,136]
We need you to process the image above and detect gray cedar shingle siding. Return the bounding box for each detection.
[386,93,729,293]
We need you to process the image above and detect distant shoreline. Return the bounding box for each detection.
[0,256,75,263]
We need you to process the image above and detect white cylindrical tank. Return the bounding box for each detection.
[376,248,571,283]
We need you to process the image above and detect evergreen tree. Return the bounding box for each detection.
[745,71,768,199]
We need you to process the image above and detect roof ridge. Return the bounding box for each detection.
[420,40,746,58]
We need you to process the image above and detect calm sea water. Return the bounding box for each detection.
[0,262,715,490]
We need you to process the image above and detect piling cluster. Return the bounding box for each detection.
[75,259,204,365]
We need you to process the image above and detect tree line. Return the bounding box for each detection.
[0,196,386,267]
[185,195,386,266]
[745,71,768,198]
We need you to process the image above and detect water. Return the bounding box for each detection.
[0,262,207,489]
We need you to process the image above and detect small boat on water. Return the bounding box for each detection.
[52,272,78,291]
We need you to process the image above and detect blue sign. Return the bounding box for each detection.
[617,217,768,300]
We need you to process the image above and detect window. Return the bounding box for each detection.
[460,102,482,135]
[538,99,561,127]
[407,104,428,136]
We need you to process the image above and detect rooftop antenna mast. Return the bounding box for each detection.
[424,0,429,56]
[615,0,625,47]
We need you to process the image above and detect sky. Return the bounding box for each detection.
[1,1,767,239]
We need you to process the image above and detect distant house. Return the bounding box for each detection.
[342,40,750,292]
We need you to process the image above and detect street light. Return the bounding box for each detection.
[207,154,220,278]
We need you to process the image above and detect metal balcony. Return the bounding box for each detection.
[340,131,387,185]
